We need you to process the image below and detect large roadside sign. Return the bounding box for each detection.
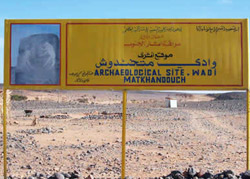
[4,19,249,90]
[2,19,250,179]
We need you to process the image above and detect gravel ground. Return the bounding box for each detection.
[0,90,248,178]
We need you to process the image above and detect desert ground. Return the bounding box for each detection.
[0,89,248,178]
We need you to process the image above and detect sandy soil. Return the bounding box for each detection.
[0,90,247,178]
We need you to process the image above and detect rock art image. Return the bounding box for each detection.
[15,33,60,85]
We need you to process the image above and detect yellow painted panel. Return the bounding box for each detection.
[4,19,249,90]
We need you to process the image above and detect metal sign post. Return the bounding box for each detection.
[3,88,7,178]
[247,90,250,170]
[122,90,127,178]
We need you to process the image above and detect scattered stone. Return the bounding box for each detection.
[40,114,69,119]
[63,173,71,178]
[170,170,183,179]
[202,171,213,179]
[24,109,33,117]
[5,92,248,178]
[187,166,196,177]
[126,139,157,146]
[80,112,131,120]
[157,169,242,179]
[17,127,64,135]
[224,170,234,177]
[86,174,94,179]
[55,173,65,179]
[101,111,108,115]
[26,164,32,169]
[241,170,250,179]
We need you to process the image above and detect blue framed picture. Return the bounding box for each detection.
[11,24,61,85]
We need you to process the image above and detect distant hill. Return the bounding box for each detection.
[208,92,246,100]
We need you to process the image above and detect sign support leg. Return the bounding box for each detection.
[3,88,7,178]
[247,90,250,170]
[121,90,127,179]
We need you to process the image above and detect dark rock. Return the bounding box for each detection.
[68,171,79,178]
[241,170,250,179]
[63,173,71,178]
[55,173,65,179]
[187,167,196,177]
[48,177,57,179]
[171,170,182,176]
[165,176,174,179]
[202,172,213,179]
[86,175,94,179]
[228,174,237,179]
[175,173,184,179]
[219,174,224,179]
[34,172,41,177]
[40,173,45,177]
[26,164,32,169]
[170,170,184,179]
[224,170,234,177]
[101,111,108,115]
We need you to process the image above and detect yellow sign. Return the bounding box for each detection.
[2,19,250,179]
[4,19,249,90]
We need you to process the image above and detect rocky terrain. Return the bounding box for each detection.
[0,89,248,178]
